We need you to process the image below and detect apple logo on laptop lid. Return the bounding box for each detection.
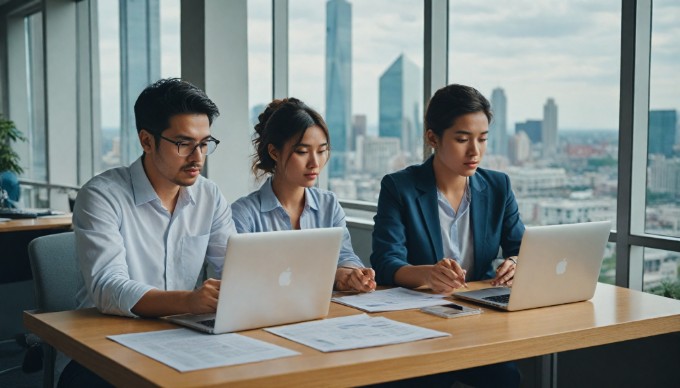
[556,258,568,275]
[279,267,292,286]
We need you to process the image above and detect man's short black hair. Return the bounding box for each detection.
[133,78,220,138]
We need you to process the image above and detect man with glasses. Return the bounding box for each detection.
[62,78,235,387]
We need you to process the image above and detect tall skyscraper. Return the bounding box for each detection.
[542,98,558,156]
[508,131,531,165]
[325,0,352,178]
[351,114,367,151]
[649,110,677,157]
[378,54,421,157]
[489,88,508,157]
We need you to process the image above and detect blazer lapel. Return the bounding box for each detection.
[470,173,488,279]
[415,157,443,263]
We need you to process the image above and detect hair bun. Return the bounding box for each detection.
[254,98,306,135]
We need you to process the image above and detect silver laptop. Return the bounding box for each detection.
[164,227,343,333]
[454,220,611,311]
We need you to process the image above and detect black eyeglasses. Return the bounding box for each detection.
[159,135,220,157]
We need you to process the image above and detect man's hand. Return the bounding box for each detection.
[186,278,221,314]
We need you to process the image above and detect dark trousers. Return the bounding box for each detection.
[366,361,521,388]
[58,360,113,388]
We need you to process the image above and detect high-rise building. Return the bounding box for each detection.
[648,155,680,195]
[508,130,531,164]
[361,136,401,177]
[649,110,677,158]
[378,54,421,158]
[489,88,508,157]
[515,120,542,144]
[120,0,160,165]
[542,98,558,156]
[325,0,352,177]
[351,114,367,151]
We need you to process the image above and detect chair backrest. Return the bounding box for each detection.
[28,232,79,313]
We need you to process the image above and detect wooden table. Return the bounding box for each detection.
[0,214,72,233]
[24,282,680,387]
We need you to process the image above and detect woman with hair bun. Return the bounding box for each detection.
[231,98,375,293]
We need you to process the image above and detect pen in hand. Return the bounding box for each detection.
[442,258,468,289]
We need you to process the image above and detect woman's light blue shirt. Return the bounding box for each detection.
[231,177,364,268]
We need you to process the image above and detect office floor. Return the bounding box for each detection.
[0,338,41,388]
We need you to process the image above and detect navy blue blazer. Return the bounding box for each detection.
[370,156,525,285]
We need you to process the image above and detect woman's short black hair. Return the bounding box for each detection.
[425,84,492,137]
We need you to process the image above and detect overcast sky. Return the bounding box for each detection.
[99,0,678,133]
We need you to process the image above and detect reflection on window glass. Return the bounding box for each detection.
[450,1,620,229]
[646,0,680,239]
[288,0,423,202]
[643,248,680,299]
[97,0,180,172]
[247,0,272,127]
[598,242,616,285]
[97,0,121,172]
[24,12,46,182]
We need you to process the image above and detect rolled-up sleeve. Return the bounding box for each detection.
[330,197,364,268]
[206,188,236,276]
[74,186,153,317]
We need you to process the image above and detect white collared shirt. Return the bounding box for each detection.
[73,156,236,317]
[436,183,474,280]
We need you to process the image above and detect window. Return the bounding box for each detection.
[24,12,47,184]
[642,248,680,296]
[449,1,620,281]
[247,0,273,128]
[97,0,180,172]
[288,0,423,202]
[646,0,680,240]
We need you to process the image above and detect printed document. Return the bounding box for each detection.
[332,287,452,312]
[108,328,299,372]
[265,314,449,352]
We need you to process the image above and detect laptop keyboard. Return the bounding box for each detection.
[483,294,510,304]
[197,319,216,328]
[0,208,51,219]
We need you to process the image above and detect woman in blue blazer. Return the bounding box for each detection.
[370,84,524,387]
[371,84,524,291]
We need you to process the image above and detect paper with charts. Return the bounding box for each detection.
[108,328,299,372]
[265,313,450,352]
[332,287,452,312]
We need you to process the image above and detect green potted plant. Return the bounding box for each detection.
[0,114,26,208]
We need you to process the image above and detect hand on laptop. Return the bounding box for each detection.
[335,267,376,293]
[426,258,468,294]
[187,278,221,314]
[491,257,517,286]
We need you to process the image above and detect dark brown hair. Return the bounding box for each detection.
[425,84,492,138]
[252,98,330,177]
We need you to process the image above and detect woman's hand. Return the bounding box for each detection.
[335,267,376,293]
[492,257,517,286]
[425,258,467,294]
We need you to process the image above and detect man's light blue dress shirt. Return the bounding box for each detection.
[73,156,236,317]
[231,177,364,268]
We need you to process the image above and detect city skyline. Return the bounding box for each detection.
[96,0,679,135]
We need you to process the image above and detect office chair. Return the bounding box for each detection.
[28,232,78,388]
